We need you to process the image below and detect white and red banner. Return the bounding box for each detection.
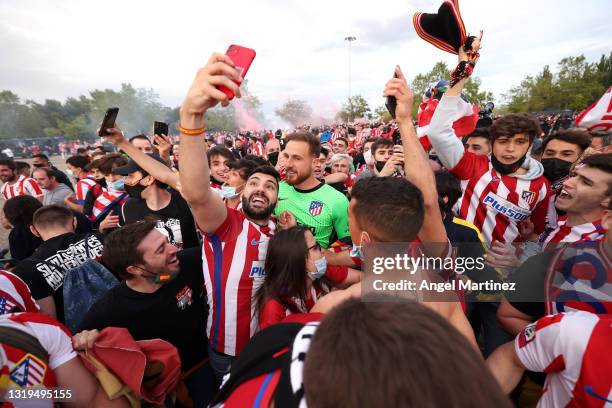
[574,87,612,133]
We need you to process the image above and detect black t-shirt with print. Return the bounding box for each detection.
[14,232,105,322]
[78,247,207,370]
[121,192,199,249]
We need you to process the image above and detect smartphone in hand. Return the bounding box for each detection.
[385,72,398,119]
[218,45,256,101]
[154,121,169,137]
[98,107,119,137]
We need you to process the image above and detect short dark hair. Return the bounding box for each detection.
[590,131,611,147]
[14,161,30,172]
[66,155,90,170]
[3,195,42,227]
[541,129,591,153]
[32,205,73,230]
[249,165,280,186]
[0,159,16,171]
[581,153,612,197]
[489,113,541,144]
[229,159,259,181]
[435,171,462,213]
[320,147,330,158]
[31,153,49,161]
[304,299,511,408]
[96,154,128,175]
[102,220,157,280]
[224,139,233,148]
[362,137,380,150]
[334,137,348,147]
[243,154,270,167]
[76,147,87,154]
[467,127,490,141]
[371,138,394,156]
[351,177,424,241]
[128,134,150,144]
[207,146,235,166]
[285,131,321,157]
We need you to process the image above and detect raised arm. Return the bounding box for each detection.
[102,125,180,190]
[383,66,447,244]
[178,53,243,232]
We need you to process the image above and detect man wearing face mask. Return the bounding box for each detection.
[89,154,129,233]
[355,138,402,180]
[426,60,551,243]
[114,154,199,249]
[540,130,591,195]
[222,158,258,209]
[76,220,213,406]
[265,138,281,166]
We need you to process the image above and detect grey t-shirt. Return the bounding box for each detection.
[42,183,72,207]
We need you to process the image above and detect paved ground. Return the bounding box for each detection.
[0,155,68,251]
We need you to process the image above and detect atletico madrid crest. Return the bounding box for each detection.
[9,354,47,387]
[521,190,536,205]
[309,201,324,216]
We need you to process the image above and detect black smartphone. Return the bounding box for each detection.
[385,72,398,119]
[98,107,119,137]
[153,121,169,145]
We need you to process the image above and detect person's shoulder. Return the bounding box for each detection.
[320,183,349,203]
[452,217,484,242]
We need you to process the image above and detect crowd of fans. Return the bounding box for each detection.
[0,44,609,407]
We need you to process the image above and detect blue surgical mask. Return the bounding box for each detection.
[221,185,238,199]
[65,169,75,178]
[107,177,125,191]
[349,243,364,261]
[308,257,327,280]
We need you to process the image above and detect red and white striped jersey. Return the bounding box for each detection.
[0,271,39,315]
[251,141,265,157]
[1,175,43,200]
[515,312,612,408]
[541,218,605,250]
[451,153,550,243]
[200,208,276,356]
[75,177,97,204]
[0,312,77,403]
[90,189,127,221]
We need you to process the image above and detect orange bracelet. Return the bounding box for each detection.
[178,124,206,135]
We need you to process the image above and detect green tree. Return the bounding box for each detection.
[503,53,611,112]
[409,62,493,116]
[374,104,392,122]
[274,99,313,126]
[339,95,370,122]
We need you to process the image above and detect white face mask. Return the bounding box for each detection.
[364,149,373,165]
[65,169,75,178]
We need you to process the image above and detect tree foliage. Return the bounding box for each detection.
[502,53,612,112]
[274,99,313,127]
[337,95,371,122]
[409,62,493,116]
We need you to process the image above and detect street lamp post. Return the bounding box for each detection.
[344,36,356,121]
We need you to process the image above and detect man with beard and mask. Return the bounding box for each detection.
[427,64,550,243]
[274,131,351,248]
[75,220,213,406]
[113,154,199,249]
[177,52,287,380]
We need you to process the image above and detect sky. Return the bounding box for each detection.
[1,0,610,128]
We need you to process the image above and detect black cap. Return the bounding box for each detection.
[413,0,467,55]
[112,153,167,176]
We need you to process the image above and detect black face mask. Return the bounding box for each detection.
[32,163,45,168]
[267,151,279,166]
[541,157,572,182]
[96,178,107,188]
[375,161,387,172]
[125,183,147,200]
[491,154,527,175]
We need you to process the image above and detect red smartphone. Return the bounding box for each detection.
[218,44,256,100]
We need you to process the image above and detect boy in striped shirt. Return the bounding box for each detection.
[427,54,550,244]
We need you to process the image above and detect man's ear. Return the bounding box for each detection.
[126,265,142,278]
[30,225,40,238]
[144,175,155,186]
[360,231,372,245]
